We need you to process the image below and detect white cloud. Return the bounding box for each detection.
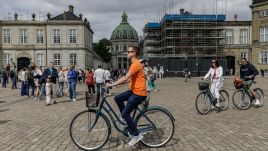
[0,0,252,42]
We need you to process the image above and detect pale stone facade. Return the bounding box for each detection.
[1,6,94,70]
[223,22,252,75]
[251,1,268,74]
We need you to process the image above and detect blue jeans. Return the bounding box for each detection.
[40,83,46,97]
[69,81,77,99]
[96,83,105,106]
[21,81,29,96]
[2,76,7,88]
[12,77,17,89]
[28,82,35,96]
[114,90,147,136]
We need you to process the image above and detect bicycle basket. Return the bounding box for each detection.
[233,77,243,89]
[85,92,96,108]
[198,81,209,90]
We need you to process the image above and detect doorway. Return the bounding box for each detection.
[226,56,235,75]
[17,57,30,71]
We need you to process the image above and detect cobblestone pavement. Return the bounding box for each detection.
[0,77,268,151]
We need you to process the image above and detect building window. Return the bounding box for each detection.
[20,29,27,43]
[260,10,268,17]
[3,29,11,44]
[259,51,268,64]
[53,53,61,66]
[240,29,248,44]
[36,54,44,66]
[69,29,77,43]
[70,53,77,65]
[53,29,61,43]
[226,29,233,44]
[36,29,44,43]
[260,27,268,42]
[240,52,248,60]
[3,54,11,65]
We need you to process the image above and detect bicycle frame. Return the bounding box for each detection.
[91,96,158,136]
[202,89,215,104]
[240,84,254,100]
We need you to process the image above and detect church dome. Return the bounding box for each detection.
[111,11,139,41]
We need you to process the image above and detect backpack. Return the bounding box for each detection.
[27,70,34,82]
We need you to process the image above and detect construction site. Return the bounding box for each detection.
[144,8,228,76]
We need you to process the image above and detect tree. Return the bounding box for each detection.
[94,39,112,63]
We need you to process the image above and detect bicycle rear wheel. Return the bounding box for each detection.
[195,92,211,115]
[135,107,174,148]
[70,109,111,151]
[219,90,229,111]
[232,90,251,110]
[254,88,264,107]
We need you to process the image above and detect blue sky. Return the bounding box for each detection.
[0,0,252,42]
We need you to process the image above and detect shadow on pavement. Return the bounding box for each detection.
[0,101,6,103]
[0,120,12,125]
[0,108,10,112]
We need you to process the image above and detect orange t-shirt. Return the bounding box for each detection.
[129,59,147,96]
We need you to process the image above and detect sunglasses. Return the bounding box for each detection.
[127,51,134,54]
[211,62,215,63]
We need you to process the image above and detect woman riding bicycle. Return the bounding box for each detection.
[202,59,224,108]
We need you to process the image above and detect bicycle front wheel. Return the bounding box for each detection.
[70,109,111,151]
[195,92,211,115]
[232,90,251,110]
[135,107,174,148]
[219,90,229,111]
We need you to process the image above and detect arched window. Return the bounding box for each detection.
[123,44,127,52]
[123,30,127,39]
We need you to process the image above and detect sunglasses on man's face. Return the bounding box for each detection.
[127,51,134,54]
[211,62,215,64]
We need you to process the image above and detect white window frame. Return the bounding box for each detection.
[70,53,77,65]
[69,29,77,44]
[53,53,61,66]
[226,29,233,44]
[20,29,27,44]
[260,27,268,42]
[3,29,11,44]
[240,52,248,60]
[36,54,44,66]
[36,29,44,44]
[3,54,11,65]
[240,29,248,44]
[53,29,61,44]
[259,51,268,64]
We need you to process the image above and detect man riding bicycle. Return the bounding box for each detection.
[240,58,260,106]
[106,46,147,146]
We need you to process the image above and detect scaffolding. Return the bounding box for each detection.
[143,9,227,76]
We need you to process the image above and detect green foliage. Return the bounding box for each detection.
[94,39,112,63]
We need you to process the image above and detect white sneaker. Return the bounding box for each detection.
[73,99,76,102]
[215,103,220,108]
[128,134,143,146]
[255,99,261,106]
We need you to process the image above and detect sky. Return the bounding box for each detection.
[0,0,252,42]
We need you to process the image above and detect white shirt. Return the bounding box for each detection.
[94,68,105,83]
[19,71,27,81]
[204,66,224,81]
[104,70,111,81]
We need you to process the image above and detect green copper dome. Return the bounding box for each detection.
[111,11,139,41]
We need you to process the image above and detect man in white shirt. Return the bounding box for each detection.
[94,65,105,105]
[104,67,111,95]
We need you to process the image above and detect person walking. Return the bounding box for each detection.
[39,67,46,100]
[33,66,42,101]
[140,59,153,109]
[63,67,69,96]
[58,67,65,97]
[260,69,265,78]
[94,65,105,106]
[85,68,95,95]
[27,66,35,97]
[43,62,58,106]
[18,68,29,97]
[67,65,78,102]
[203,59,224,108]
[2,67,8,88]
[10,67,17,89]
[104,67,111,95]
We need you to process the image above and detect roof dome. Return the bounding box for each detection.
[111,11,139,41]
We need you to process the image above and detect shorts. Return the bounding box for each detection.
[244,80,254,90]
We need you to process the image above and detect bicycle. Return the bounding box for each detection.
[232,81,264,110]
[69,86,175,151]
[195,80,229,115]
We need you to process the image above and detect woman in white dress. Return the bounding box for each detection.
[203,59,224,108]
